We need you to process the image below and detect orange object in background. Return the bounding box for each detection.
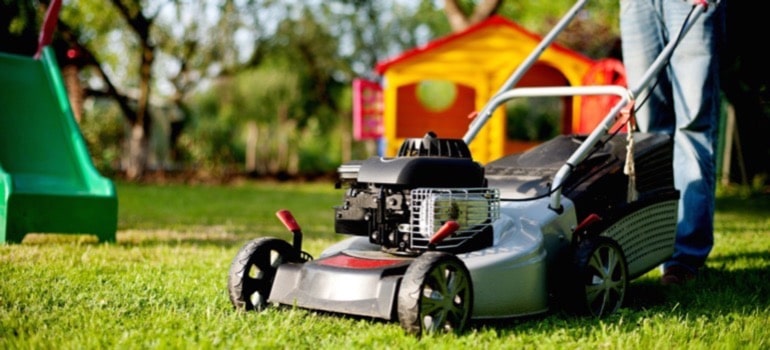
[578,58,629,134]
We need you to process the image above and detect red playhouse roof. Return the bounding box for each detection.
[375,15,593,74]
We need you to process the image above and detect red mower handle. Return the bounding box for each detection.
[276,209,301,232]
[276,209,303,253]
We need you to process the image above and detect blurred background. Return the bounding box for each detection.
[1,0,767,190]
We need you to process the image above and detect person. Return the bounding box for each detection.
[619,0,726,285]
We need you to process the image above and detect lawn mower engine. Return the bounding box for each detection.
[334,132,499,254]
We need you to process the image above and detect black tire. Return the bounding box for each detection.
[228,237,297,311]
[397,252,473,335]
[568,236,628,317]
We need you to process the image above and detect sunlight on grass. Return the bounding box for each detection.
[2,183,768,349]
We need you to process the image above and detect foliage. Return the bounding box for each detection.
[0,0,38,55]
[495,0,620,59]
[505,97,562,141]
[2,0,767,184]
[176,109,240,178]
[319,0,450,78]
[296,119,345,175]
[186,68,296,175]
[217,67,303,125]
[0,183,768,349]
[80,99,125,176]
[60,0,131,82]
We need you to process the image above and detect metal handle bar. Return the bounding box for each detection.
[462,0,709,146]
[478,85,632,210]
[463,0,590,144]
[460,1,709,211]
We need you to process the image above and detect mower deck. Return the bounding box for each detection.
[270,250,412,319]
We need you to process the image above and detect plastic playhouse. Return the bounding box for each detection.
[0,0,117,243]
[367,15,625,164]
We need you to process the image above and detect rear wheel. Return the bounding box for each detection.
[228,237,297,311]
[397,252,473,335]
[569,236,628,317]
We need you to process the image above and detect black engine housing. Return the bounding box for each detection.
[334,132,487,252]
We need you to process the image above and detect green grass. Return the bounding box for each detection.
[1,181,769,349]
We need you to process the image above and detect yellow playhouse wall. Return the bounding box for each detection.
[380,22,593,165]
[382,72,496,162]
[382,70,589,164]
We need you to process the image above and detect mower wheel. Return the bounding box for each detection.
[568,236,628,317]
[228,237,297,311]
[397,252,473,335]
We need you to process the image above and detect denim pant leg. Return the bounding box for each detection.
[668,1,722,270]
[620,0,723,271]
[620,0,674,132]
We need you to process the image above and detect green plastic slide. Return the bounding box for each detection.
[0,47,117,243]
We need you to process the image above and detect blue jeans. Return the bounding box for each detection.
[620,0,725,272]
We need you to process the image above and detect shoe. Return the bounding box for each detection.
[661,265,696,286]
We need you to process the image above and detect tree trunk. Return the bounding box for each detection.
[125,123,147,180]
[125,43,154,180]
[62,64,83,123]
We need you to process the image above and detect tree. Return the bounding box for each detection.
[6,0,764,185]
[444,0,501,32]
[108,0,155,179]
[57,0,270,178]
[442,0,619,59]
[152,0,267,166]
[54,0,157,179]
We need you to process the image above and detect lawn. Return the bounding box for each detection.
[1,181,769,349]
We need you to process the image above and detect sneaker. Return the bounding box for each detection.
[661,265,696,286]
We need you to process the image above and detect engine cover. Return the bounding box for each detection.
[357,132,484,188]
[333,132,491,253]
[357,157,484,188]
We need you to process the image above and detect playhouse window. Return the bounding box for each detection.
[415,80,458,112]
[395,80,475,139]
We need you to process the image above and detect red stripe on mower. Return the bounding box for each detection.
[317,254,406,269]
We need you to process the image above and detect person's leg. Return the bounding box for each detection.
[620,0,674,133]
[663,0,724,273]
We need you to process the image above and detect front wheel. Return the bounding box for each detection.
[397,252,473,335]
[568,236,628,317]
[227,237,297,311]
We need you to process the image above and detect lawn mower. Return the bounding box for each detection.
[227,0,708,335]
